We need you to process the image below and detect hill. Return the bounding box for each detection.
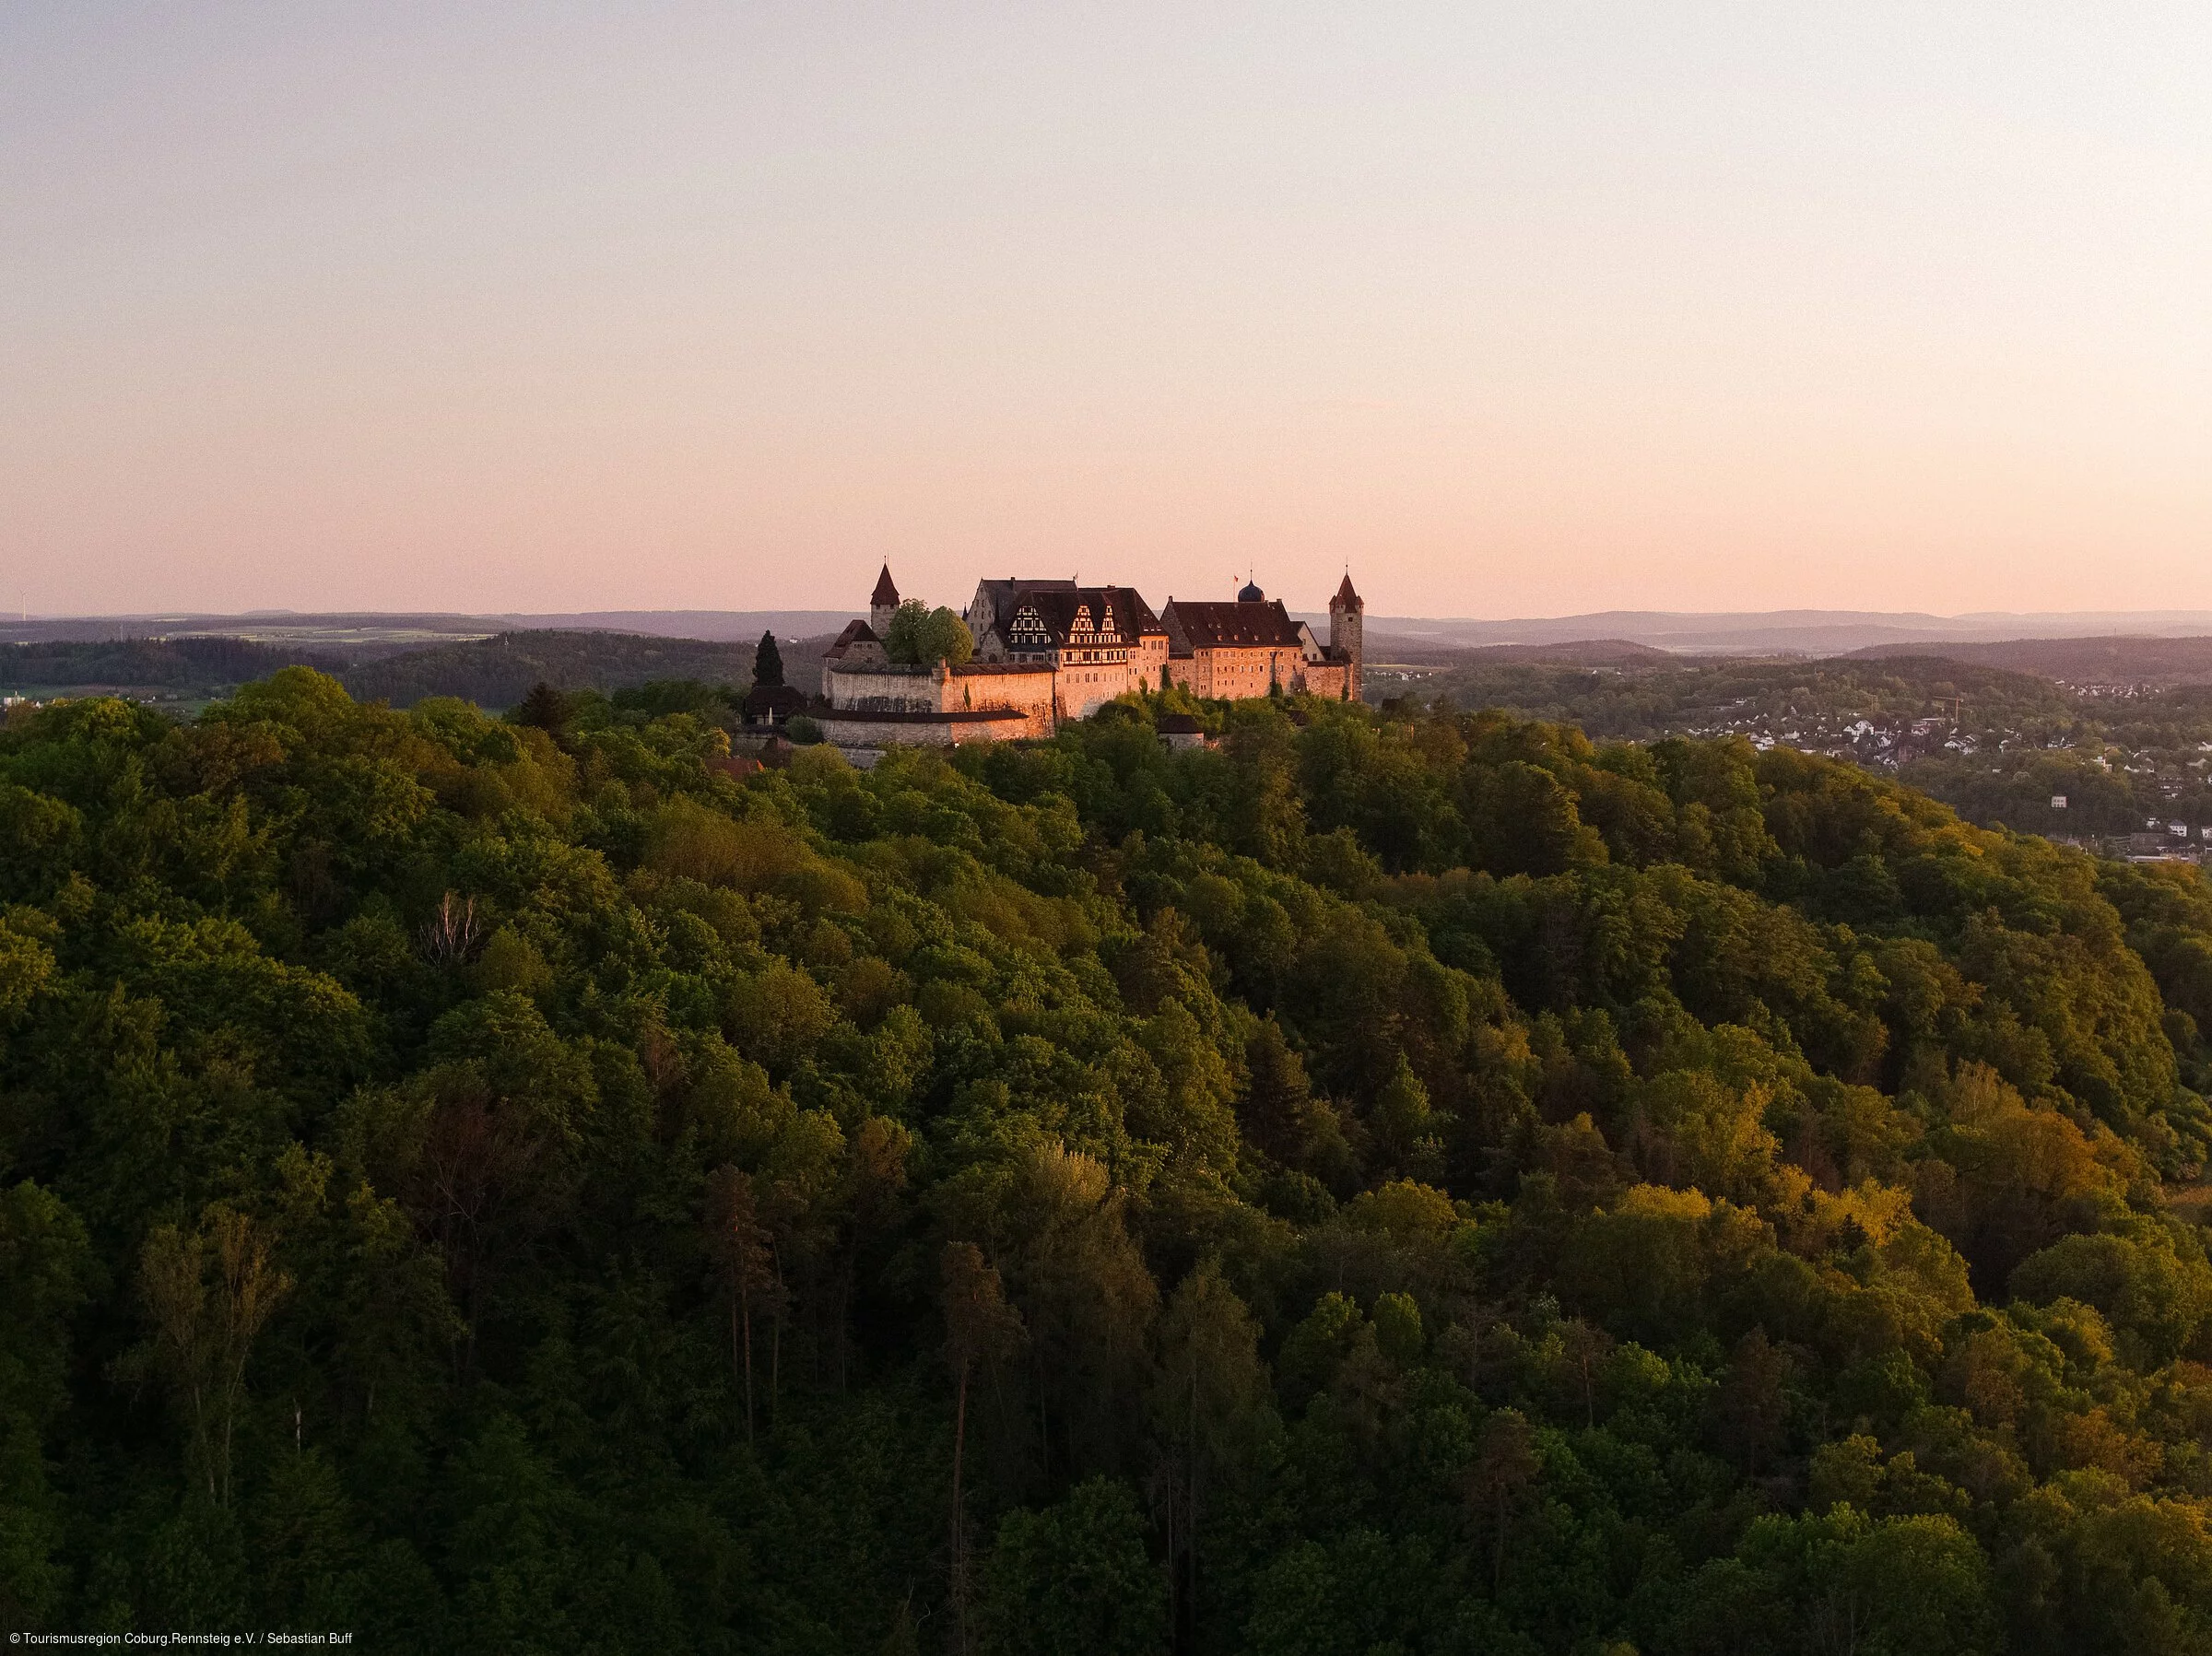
[1382,650,2212,842]
[0,635,343,694]
[1352,607,2212,653]
[1382,650,2074,741]
[1362,634,1673,667]
[339,629,811,709]
[21,604,2212,658]
[10,672,2212,1649]
[1852,633,2212,686]
[0,609,855,650]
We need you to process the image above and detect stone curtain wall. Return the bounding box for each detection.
[815,709,1033,746]
[829,661,1057,737]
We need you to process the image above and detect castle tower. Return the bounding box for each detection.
[1328,571,1363,701]
[870,563,900,636]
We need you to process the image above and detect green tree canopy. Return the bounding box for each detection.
[5,669,2212,1651]
[883,601,976,666]
[976,1477,1165,1656]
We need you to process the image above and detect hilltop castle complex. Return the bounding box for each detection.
[813,566,1363,747]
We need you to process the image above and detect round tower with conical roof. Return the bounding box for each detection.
[870,563,900,636]
[1328,571,1363,701]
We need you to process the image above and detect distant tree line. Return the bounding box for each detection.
[338,630,797,710]
[0,637,342,689]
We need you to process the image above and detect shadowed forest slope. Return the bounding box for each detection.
[0,637,343,692]
[339,630,773,709]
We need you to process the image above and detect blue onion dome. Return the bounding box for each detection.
[1237,579,1265,602]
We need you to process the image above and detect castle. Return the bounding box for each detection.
[811,566,1363,748]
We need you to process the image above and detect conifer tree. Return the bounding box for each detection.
[753,630,785,687]
[510,679,571,733]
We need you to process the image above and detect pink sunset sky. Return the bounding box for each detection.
[5,3,2210,621]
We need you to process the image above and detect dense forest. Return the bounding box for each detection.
[13,670,2212,1650]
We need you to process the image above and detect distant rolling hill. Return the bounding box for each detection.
[0,636,343,692]
[2,628,842,713]
[1848,635,2212,685]
[1350,608,2212,653]
[0,609,851,651]
[339,630,835,710]
[20,605,2212,659]
[1363,635,1675,666]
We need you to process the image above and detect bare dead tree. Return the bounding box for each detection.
[420,891,485,964]
[940,1242,1025,1656]
[705,1165,777,1445]
[138,1208,292,1506]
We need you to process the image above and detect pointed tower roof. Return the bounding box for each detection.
[871,563,900,605]
[1333,571,1361,607]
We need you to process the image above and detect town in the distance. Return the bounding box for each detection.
[789,565,1364,751]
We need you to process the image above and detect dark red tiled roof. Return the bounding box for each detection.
[1164,599,1304,650]
[871,563,900,605]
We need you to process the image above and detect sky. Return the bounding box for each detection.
[5,2,2211,621]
